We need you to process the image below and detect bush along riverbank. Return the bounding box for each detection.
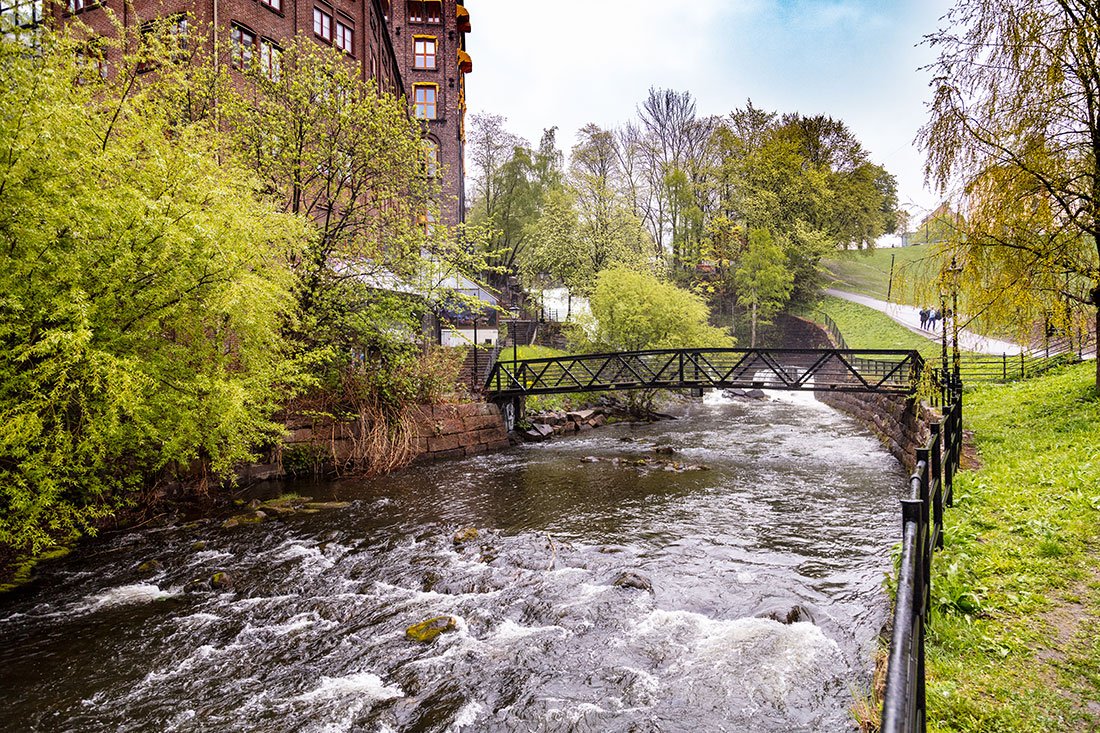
[923,361,1100,731]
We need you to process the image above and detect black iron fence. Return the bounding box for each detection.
[881,398,963,732]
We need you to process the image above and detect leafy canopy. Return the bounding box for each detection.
[570,267,734,353]
[0,26,306,551]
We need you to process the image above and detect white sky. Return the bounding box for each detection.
[464,0,956,224]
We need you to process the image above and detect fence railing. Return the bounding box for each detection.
[881,398,962,732]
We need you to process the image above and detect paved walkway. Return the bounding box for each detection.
[825,289,1025,356]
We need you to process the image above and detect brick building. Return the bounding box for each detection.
[29,0,404,94]
[386,0,471,225]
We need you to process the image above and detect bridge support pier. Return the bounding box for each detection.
[489,394,525,433]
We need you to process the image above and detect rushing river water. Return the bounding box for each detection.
[0,392,906,732]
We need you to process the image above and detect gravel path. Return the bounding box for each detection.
[825,289,1025,356]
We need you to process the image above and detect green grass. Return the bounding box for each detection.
[498,345,599,413]
[819,244,942,303]
[923,362,1100,731]
[814,295,944,358]
[510,345,568,361]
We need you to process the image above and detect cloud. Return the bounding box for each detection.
[464,0,954,211]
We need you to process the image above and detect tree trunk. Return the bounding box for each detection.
[1095,305,1099,390]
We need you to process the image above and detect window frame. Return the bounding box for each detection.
[407,0,422,22]
[2,0,45,28]
[259,38,282,81]
[421,138,439,177]
[334,19,353,54]
[424,0,440,23]
[260,0,280,12]
[413,83,437,120]
[313,5,333,42]
[230,23,256,70]
[413,35,436,69]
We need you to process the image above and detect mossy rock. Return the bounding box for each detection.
[453,527,479,545]
[137,560,163,574]
[210,571,234,590]
[37,546,71,562]
[406,616,457,643]
[303,502,351,510]
[262,495,312,509]
[222,513,265,529]
[191,541,207,551]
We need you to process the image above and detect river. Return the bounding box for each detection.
[0,392,905,732]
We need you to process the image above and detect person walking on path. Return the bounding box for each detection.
[930,309,940,331]
[919,307,929,330]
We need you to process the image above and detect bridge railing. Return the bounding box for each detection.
[881,398,962,732]
[484,347,925,396]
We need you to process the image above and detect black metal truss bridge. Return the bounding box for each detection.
[483,347,926,397]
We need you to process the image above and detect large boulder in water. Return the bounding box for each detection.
[453,527,479,545]
[757,604,815,625]
[613,570,654,593]
[406,616,457,643]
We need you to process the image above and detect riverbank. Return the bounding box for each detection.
[925,361,1100,731]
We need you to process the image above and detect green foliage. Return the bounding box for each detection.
[226,35,491,356]
[925,362,1100,731]
[920,0,1100,387]
[0,28,305,552]
[735,228,794,346]
[569,267,734,352]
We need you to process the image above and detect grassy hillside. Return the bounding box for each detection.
[819,244,942,303]
[814,295,943,358]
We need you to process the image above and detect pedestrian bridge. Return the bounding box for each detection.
[483,347,926,397]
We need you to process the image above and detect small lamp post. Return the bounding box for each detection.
[939,257,964,402]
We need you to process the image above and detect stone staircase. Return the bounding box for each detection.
[456,345,500,393]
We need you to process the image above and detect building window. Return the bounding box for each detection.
[425,0,440,23]
[261,0,280,11]
[413,84,436,119]
[413,36,435,69]
[2,0,45,28]
[75,44,107,82]
[421,209,436,236]
[68,0,84,12]
[230,24,255,70]
[259,39,282,81]
[407,0,421,22]
[421,139,438,177]
[334,20,353,54]
[313,6,332,42]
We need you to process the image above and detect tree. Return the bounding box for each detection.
[523,188,584,317]
[0,28,305,552]
[571,267,734,353]
[466,115,562,285]
[569,124,650,280]
[735,229,795,347]
[920,0,1100,386]
[226,35,482,355]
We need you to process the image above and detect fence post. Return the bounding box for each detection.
[1003,353,1007,380]
[930,422,943,550]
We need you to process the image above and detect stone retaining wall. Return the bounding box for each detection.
[408,402,511,462]
[238,402,509,482]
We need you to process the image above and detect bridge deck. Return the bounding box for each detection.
[484,347,925,397]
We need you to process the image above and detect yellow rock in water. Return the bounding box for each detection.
[406,616,456,643]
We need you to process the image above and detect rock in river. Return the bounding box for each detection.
[406,616,457,643]
[613,570,654,593]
